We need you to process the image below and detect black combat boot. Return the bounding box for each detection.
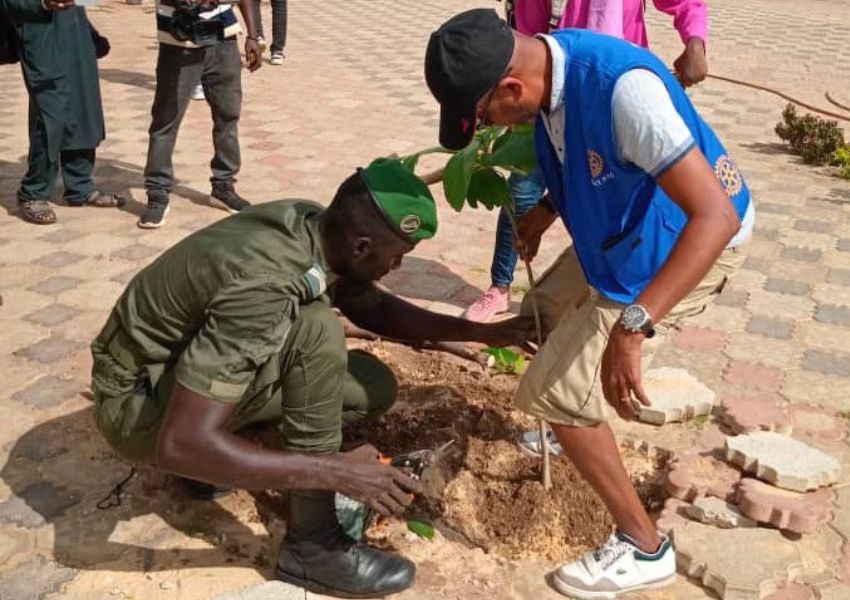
[275,489,415,598]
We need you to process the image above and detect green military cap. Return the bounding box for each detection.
[360,158,438,243]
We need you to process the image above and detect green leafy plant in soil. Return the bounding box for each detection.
[393,124,553,489]
[775,103,846,166]
[484,346,527,375]
[833,146,850,180]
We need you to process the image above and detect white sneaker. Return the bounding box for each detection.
[191,83,205,101]
[552,532,676,599]
[518,429,564,458]
[270,51,285,65]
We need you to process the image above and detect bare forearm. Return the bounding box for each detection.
[636,212,737,322]
[237,0,256,37]
[343,290,486,342]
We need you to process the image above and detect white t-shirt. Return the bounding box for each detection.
[538,35,754,247]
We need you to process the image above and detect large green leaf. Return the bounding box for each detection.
[407,520,435,540]
[490,128,537,173]
[442,141,479,211]
[467,168,511,210]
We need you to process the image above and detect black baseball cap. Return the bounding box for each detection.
[425,9,515,150]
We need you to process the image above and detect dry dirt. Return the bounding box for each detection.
[345,341,669,562]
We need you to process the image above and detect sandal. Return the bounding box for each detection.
[19,200,57,225]
[67,190,126,208]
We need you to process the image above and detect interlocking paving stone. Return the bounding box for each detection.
[802,350,850,377]
[716,288,749,308]
[26,276,82,295]
[781,247,823,263]
[764,278,810,296]
[33,251,85,269]
[723,361,784,391]
[0,481,79,529]
[721,396,792,434]
[12,335,85,364]
[0,556,78,600]
[830,488,850,541]
[656,497,691,535]
[724,431,841,492]
[758,202,792,214]
[666,453,743,502]
[826,269,850,286]
[10,375,81,410]
[22,304,81,328]
[39,228,87,244]
[763,583,816,600]
[837,239,850,252]
[814,304,850,327]
[684,496,756,529]
[786,404,847,442]
[674,520,804,599]
[746,316,795,339]
[211,581,306,600]
[110,243,161,262]
[793,220,834,234]
[637,367,717,425]
[736,478,835,534]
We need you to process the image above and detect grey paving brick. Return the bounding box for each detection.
[743,256,771,272]
[11,375,81,409]
[838,239,850,252]
[815,304,850,327]
[110,268,139,285]
[27,276,82,295]
[746,316,795,339]
[0,557,78,600]
[826,269,850,286]
[0,482,79,528]
[757,202,791,214]
[34,251,85,269]
[39,228,86,244]
[802,350,850,377]
[716,288,749,308]
[764,278,810,296]
[23,304,81,327]
[793,219,834,234]
[781,246,822,263]
[753,227,779,241]
[110,243,160,262]
[13,336,85,364]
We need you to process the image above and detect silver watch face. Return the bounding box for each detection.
[621,304,649,331]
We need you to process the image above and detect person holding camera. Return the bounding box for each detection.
[139,0,261,229]
[2,0,122,225]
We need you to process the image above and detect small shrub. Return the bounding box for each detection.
[775,104,846,165]
[834,146,850,179]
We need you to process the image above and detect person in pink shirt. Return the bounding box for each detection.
[462,0,708,323]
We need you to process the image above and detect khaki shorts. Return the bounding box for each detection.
[516,244,747,426]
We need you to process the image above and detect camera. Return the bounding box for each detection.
[169,0,238,47]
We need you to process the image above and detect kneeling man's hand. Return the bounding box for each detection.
[600,324,651,420]
[333,444,421,516]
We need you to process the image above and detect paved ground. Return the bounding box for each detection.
[1,0,849,598]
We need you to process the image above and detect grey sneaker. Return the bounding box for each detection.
[210,181,250,214]
[138,191,170,229]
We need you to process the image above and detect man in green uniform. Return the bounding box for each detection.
[3,0,120,224]
[91,159,531,597]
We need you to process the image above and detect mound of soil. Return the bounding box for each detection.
[346,341,668,561]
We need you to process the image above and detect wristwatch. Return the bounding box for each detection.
[620,304,656,338]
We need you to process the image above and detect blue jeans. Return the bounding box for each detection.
[490,167,547,287]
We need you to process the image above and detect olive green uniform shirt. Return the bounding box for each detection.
[93,200,343,404]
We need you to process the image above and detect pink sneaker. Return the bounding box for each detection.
[462,286,510,323]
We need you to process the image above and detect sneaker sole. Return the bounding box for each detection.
[209,196,242,215]
[137,205,169,229]
[274,565,409,599]
[552,573,677,599]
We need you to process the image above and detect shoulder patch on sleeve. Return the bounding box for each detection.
[302,264,328,300]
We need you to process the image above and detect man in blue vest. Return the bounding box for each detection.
[425,9,753,599]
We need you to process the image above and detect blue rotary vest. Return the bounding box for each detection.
[535,29,751,304]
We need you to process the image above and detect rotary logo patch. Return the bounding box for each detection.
[588,150,604,178]
[714,155,743,197]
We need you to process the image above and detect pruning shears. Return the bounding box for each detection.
[378,440,455,481]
